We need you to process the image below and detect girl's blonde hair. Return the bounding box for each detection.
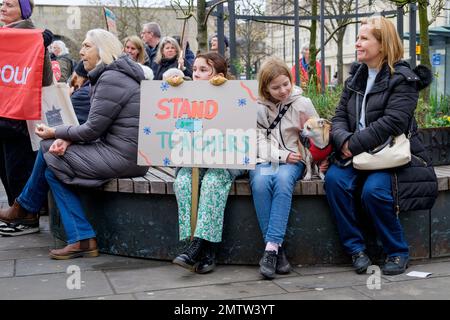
[361,16,404,74]
[154,36,181,64]
[123,35,146,65]
[85,29,123,65]
[257,57,293,102]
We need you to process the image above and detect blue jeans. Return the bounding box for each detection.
[325,164,409,258]
[249,162,304,245]
[17,149,95,244]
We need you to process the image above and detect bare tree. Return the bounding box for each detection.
[236,19,268,79]
[87,0,158,41]
[389,0,446,102]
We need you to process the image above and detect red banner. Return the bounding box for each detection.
[0,28,44,120]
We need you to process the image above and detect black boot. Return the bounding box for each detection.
[259,250,278,279]
[172,237,204,271]
[195,241,217,274]
[276,247,291,274]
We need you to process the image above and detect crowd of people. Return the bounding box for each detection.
[0,0,438,279]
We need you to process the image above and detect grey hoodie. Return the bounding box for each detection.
[256,87,319,163]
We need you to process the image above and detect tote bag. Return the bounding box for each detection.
[26,81,79,151]
[352,133,411,170]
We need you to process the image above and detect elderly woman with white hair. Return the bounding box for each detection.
[0,29,149,259]
[151,36,192,80]
[50,40,74,83]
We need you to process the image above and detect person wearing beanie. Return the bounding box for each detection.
[0,0,54,227]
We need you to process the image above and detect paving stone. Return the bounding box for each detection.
[106,264,266,294]
[380,260,450,282]
[243,287,372,300]
[134,280,286,300]
[15,254,168,276]
[0,247,51,261]
[75,294,136,300]
[0,232,54,250]
[0,260,14,278]
[273,270,389,293]
[293,264,354,276]
[0,270,113,300]
[353,276,450,300]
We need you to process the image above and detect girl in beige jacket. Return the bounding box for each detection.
[249,57,318,279]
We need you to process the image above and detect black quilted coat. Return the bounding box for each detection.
[331,61,438,213]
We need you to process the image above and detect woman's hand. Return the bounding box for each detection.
[35,124,56,140]
[49,139,71,156]
[287,152,303,164]
[341,141,353,159]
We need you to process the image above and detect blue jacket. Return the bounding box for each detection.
[71,81,91,125]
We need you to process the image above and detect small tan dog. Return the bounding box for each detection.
[299,117,332,180]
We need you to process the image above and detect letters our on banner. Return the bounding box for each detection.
[138,81,258,170]
[0,28,44,120]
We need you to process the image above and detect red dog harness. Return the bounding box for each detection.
[309,139,332,162]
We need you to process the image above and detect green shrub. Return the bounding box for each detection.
[302,82,342,120]
[416,94,450,128]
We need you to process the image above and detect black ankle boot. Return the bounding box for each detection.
[259,250,278,279]
[173,237,204,271]
[276,247,291,274]
[195,241,217,274]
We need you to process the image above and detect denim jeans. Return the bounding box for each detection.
[249,162,304,245]
[324,164,409,258]
[17,149,95,244]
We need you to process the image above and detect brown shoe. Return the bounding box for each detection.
[49,238,99,260]
[0,200,38,224]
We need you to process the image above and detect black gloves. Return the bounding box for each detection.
[42,29,54,48]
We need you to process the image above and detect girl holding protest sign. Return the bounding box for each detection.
[250,57,319,279]
[171,52,243,274]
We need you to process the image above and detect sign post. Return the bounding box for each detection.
[103,7,118,36]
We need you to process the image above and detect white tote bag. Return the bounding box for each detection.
[27,81,79,151]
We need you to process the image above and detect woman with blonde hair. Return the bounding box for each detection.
[123,35,154,79]
[250,57,319,279]
[151,36,192,80]
[123,35,146,65]
[0,29,150,258]
[325,16,437,276]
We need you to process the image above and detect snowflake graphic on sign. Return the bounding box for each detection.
[238,98,247,107]
[143,127,152,135]
[160,82,169,92]
[163,157,171,166]
[243,156,250,166]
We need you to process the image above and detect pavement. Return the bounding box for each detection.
[1,182,450,302]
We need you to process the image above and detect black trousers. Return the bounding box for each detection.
[0,133,37,206]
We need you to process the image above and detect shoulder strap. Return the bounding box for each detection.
[266,102,293,137]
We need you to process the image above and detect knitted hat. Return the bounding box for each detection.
[74,61,88,78]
